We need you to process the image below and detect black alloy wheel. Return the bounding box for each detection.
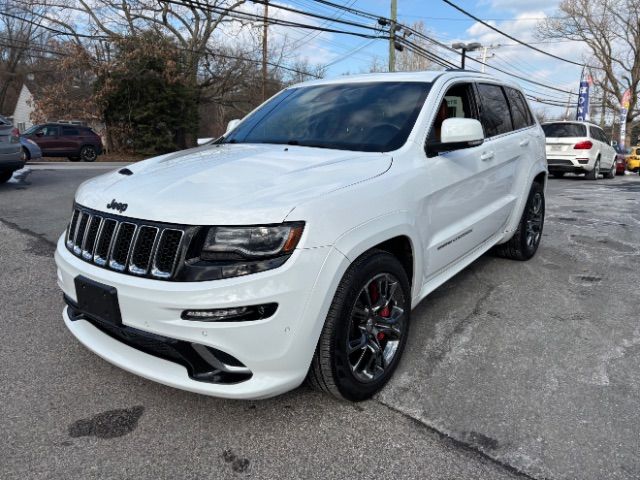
[494,181,545,261]
[346,272,406,383]
[80,145,97,162]
[308,250,411,401]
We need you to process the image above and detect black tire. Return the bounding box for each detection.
[21,147,30,162]
[494,181,545,261]
[603,160,615,179]
[585,158,600,180]
[68,156,81,162]
[0,170,14,184]
[307,249,411,401]
[551,172,565,178]
[80,145,97,162]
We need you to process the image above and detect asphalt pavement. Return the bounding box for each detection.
[1,165,639,479]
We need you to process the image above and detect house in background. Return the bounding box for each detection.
[11,83,35,132]
[8,80,105,142]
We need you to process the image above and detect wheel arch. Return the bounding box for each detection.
[332,212,421,298]
[498,165,547,244]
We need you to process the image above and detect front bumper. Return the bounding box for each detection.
[55,235,349,399]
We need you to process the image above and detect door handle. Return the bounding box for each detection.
[519,139,530,147]
[480,151,494,161]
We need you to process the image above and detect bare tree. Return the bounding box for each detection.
[24,0,248,82]
[395,21,439,72]
[0,0,52,113]
[538,0,640,145]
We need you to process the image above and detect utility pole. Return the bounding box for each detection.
[262,0,268,101]
[599,82,606,128]
[563,88,574,120]
[389,0,397,72]
[479,44,500,72]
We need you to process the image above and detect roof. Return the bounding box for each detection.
[291,69,519,90]
[541,120,602,127]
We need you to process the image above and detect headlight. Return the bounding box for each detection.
[201,223,304,260]
[27,139,38,146]
[181,222,304,281]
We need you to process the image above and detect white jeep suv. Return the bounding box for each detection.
[55,71,547,401]
[542,121,617,179]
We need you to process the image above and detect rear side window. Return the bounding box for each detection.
[592,128,608,144]
[505,88,534,130]
[62,127,80,135]
[476,83,513,137]
[542,123,586,137]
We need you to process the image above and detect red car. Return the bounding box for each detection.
[615,153,627,175]
[23,123,103,162]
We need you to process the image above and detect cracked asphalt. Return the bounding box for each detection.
[1,166,639,479]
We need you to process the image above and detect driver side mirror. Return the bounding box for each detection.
[225,119,241,134]
[426,118,484,157]
[35,131,44,137]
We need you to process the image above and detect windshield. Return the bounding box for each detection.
[223,81,432,152]
[542,123,586,138]
[23,125,40,135]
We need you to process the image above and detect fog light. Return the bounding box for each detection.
[181,303,277,321]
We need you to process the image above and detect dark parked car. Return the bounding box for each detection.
[23,123,103,162]
[0,115,24,183]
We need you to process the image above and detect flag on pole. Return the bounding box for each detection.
[620,89,631,146]
[576,80,590,121]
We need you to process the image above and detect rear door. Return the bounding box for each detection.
[60,126,81,154]
[591,126,616,169]
[473,83,520,227]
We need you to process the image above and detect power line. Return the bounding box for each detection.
[440,0,603,71]
[286,0,358,51]
[306,0,590,97]
[322,38,377,68]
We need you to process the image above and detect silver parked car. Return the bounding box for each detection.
[0,115,24,184]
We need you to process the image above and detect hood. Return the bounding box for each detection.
[75,144,392,225]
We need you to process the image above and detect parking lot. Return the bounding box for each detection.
[2,165,639,480]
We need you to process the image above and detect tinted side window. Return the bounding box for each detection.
[62,127,80,136]
[597,129,609,144]
[477,83,513,137]
[505,87,534,130]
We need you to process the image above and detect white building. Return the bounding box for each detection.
[11,84,35,132]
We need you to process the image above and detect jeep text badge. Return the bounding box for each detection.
[106,199,128,213]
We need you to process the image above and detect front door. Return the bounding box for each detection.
[419,82,516,282]
[33,125,63,154]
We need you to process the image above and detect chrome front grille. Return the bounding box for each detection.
[65,206,185,280]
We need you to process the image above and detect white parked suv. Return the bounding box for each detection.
[55,71,547,401]
[542,121,617,179]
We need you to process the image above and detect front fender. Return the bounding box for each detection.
[333,210,422,302]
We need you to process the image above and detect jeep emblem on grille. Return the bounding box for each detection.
[106,199,128,213]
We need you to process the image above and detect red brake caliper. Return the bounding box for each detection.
[377,285,390,341]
